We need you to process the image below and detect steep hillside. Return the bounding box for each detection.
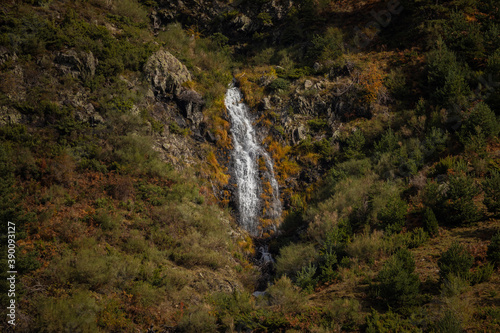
[0,0,499,332]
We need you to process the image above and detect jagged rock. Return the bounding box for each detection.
[0,106,23,125]
[331,96,372,121]
[144,50,192,98]
[176,89,205,129]
[270,95,282,105]
[74,103,104,126]
[304,79,313,90]
[232,14,253,32]
[292,124,306,144]
[55,50,97,79]
[260,97,271,110]
[258,74,275,87]
[313,62,322,72]
[0,48,17,66]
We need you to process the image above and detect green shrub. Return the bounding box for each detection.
[177,304,217,333]
[438,242,473,282]
[323,298,363,331]
[266,275,308,313]
[374,128,399,157]
[433,310,462,333]
[295,263,317,293]
[470,263,494,285]
[307,27,343,63]
[35,290,101,333]
[275,243,317,279]
[211,291,254,330]
[443,172,482,225]
[440,273,469,297]
[426,38,470,107]
[460,102,499,147]
[407,228,430,249]
[423,207,439,237]
[268,78,290,92]
[366,309,420,333]
[377,195,408,234]
[426,171,482,226]
[93,210,119,231]
[423,127,448,159]
[487,232,500,267]
[308,118,328,132]
[344,130,365,160]
[483,170,500,214]
[346,229,386,264]
[377,249,420,308]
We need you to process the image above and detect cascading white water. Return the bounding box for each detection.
[225,84,282,236]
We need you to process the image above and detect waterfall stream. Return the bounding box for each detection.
[225,83,282,236]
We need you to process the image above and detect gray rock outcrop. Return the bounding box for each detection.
[144,50,192,98]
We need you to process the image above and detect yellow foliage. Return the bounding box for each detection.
[238,236,255,255]
[359,63,385,104]
[302,152,320,166]
[235,72,264,108]
[205,150,230,186]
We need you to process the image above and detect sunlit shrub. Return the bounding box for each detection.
[275,243,317,279]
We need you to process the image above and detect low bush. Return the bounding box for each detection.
[266,275,309,313]
[432,310,462,333]
[268,78,290,92]
[438,242,473,282]
[487,232,500,267]
[366,309,420,333]
[275,243,317,279]
[34,290,101,332]
[177,304,217,333]
[346,229,386,264]
[377,249,421,309]
[323,298,364,331]
[483,170,500,214]
[423,207,439,237]
[377,194,408,234]
[295,263,317,293]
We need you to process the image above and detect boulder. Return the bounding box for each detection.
[0,106,23,125]
[144,50,192,98]
[55,50,97,79]
[292,124,306,144]
[260,97,271,110]
[232,15,253,32]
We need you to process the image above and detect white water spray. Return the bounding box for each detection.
[225,84,281,236]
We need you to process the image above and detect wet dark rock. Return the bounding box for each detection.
[176,89,205,130]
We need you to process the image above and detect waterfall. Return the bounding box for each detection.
[225,83,282,236]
